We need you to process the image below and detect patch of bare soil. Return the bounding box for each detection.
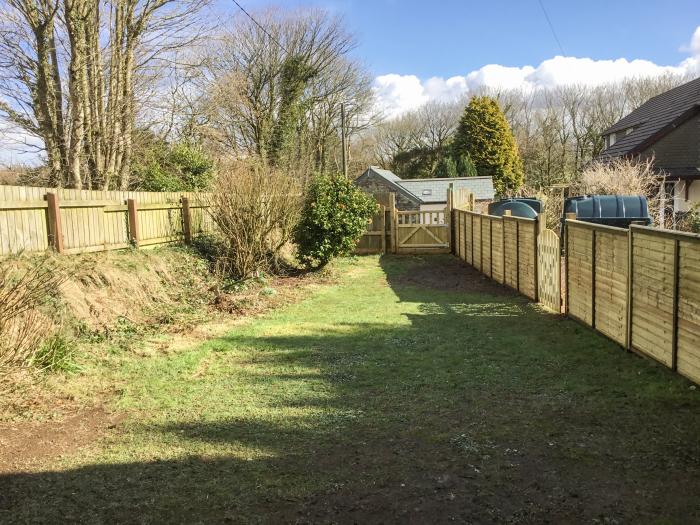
[0,407,124,475]
[389,255,517,296]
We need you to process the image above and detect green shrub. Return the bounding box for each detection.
[132,138,214,192]
[294,173,377,268]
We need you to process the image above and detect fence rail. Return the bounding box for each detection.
[0,185,212,256]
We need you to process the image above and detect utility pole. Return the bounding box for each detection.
[341,102,347,178]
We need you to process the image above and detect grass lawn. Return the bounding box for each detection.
[3,255,700,523]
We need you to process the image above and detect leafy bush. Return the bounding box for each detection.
[132,137,214,192]
[295,173,377,268]
[208,159,302,278]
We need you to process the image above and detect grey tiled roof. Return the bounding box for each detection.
[359,166,495,203]
[598,76,700,159]
[367,166,402,182]
[399,177,495,202]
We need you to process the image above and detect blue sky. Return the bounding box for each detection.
[231,0,700,78]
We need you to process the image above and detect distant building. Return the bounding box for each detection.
[598,76,700,214]
[355,166,495,211]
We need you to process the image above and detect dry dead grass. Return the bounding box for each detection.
[0,246,337,423]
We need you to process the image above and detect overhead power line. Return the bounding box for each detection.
[537,0,566,56]
[231,0,290,54]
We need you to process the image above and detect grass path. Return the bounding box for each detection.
[3,255,700,524]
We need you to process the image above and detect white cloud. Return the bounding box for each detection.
[374,25,700,117]
[373,74,429,118]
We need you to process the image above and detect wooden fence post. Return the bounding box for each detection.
[181,197,192,245]
[45,192,64,254]
[591,228,597,329]
[127,198,140,247]
[380,205,387,254]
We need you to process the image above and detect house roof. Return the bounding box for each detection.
[361,166,496,203]
[599,76,700,159]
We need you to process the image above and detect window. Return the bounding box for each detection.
[422,189,432,196]
[609,132,617,147]
[625,127,634,136]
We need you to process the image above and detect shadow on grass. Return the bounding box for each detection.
[3,255,700,524]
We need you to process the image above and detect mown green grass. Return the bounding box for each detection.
[3,255,700,524]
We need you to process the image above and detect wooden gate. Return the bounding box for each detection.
[395,209,450,254]
[356,205,388,254]
[537,228,562,312]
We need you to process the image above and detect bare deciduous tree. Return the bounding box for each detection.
[200,7,376,174]
[0,0,211,189]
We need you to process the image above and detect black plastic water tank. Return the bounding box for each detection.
[487,198,542,219]
[563,195,652,227]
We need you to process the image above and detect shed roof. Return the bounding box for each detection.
[399,177,495,202]
[361,166,496,203]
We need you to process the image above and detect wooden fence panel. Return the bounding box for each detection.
[567,223,594,325]
[678,239,700,383]
[491,218,504,283]
[594,229,628,346]
[473,214,482,271]
[0,184,212,256]
[503,220,518,290]
[481,216,492,277]
[465,213,473,265]
[518,220,537,300]
[456,210,700,386]
[0,185,49,254]
[630,230,675,367]
[456,211,463,260]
